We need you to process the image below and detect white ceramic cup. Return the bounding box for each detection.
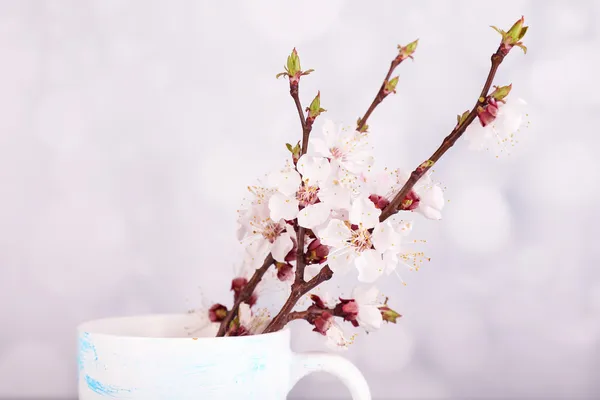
[78,314,371,399]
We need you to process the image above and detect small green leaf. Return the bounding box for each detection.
[518,25,529,40]
[405,39,419,54]
[419,159,435,170]
[457,110,470,126]
[490,84,512,101]
[490,25,505,36]
[379,306,401,323]
[286,48,301,76]
[397,39,419,60]
[384,76,399,94]
[506,16,525,42]
[307,91,326,119]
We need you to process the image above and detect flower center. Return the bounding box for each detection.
[350,227,373,252]
[400,190,420,211]
[329,147,344,159]
[297,185,319,207]
[261,221,284,243]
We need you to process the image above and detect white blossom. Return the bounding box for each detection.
[351,286,384,331]
[464,97,527,154]
[311,120,374,175]
[361,168,444,220]
[237,187,294,266]
[317,197,412,282]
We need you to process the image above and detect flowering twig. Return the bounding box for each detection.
[356,40,418,132]
[380,48,507,221]
[293,92,326,285]
[216,254,274,336]
[281,50,324,286]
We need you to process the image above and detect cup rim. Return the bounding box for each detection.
[77,313,289,341]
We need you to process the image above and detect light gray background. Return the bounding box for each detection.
[1,0,599,398]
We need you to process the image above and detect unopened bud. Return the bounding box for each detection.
[276,48,314,83]
[231,277,257,306]
[208,303,228,322]
[306,91,326,122]
[334,298,359,327]
[491,16,528,55]
[383,76,399,95]
[397,39,419,61]
[368,194,390,210]
[306,239,329,264]
[286,141,301,165]
[310,294,327,309]
[312,311,333,335]
[275,262,294,282]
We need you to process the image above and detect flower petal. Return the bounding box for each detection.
[357,305,383,331]
[349,196,381,229]
[268,193,300,222]
[271,231,293,263]
[297,155,332,185]
[327,249,356,275]
[238,303,252,328]
[268,167,301,197]
[371,221,403,253]
[318,219,351,249]
[318,181,352,211]
[325,322,350,350]
[354,249,385,283]
[310,137,329,158]
[352,285,380,304]
[321,119,338,148]
[298,202,331,229]
[383,251,399,275]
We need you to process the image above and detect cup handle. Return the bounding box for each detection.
[289,352,371,399]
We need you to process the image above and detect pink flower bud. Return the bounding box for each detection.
[369,194,390,210]
[335,299,359,327]
[306,239,329,264]
[276,262,294,282]
[477,98,500,127]
[309,294,327,309]
[285,238,298,262]
[231,277,257,306]
[208,303,228,323]
[227,322,249,337]
[312,311,333,335]
[231,277,247,298]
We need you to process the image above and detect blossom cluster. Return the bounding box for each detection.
[198,17,529,348]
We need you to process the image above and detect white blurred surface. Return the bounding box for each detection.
[1,0,599,398]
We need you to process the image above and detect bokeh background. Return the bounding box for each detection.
[1,0,599,398]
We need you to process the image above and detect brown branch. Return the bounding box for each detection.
[263,265,333,333]
[291,89,311,155]
[287,306,337,323]
[289,83,313,285]
[379,49,506,221]
[216,254,274,336]
[357,49,412,132]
